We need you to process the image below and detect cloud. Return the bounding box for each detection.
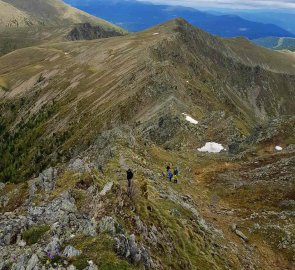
[137,0,295,9]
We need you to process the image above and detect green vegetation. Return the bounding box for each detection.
[22,224,50,245]
[69,235,135,270]
[0,100,73,183]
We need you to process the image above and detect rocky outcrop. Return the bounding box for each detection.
[66,23,124,41]
[115,234,153,269]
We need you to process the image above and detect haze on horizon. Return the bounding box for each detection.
[136,0,295,10]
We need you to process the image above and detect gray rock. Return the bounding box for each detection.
[235,229,248,242]
[38,167,58,192]
[63,246,81,258]
[28,192,77,225]
[231,224,248,242]
[279,200,295,210]
[0,262,5,270]
[78,218,97,237]
[44,237,61,257]
[26,254,39,270]
[0,215,27,246]
[100,182,113,196]
[83,261,98,270]
[99,217,116,235]
[0,182,5,191]
[68,159,86,173]
[114,234,153,268]
[11,254,29,270]
[0,195,9,208]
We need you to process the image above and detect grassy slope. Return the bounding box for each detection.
[0,0,127,56]
[0,1,39,27]
[223,36,295,74]
[2,0,126,31]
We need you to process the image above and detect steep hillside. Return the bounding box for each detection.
[0,19,295,270]
[1,0,124,30]
[0,1,40,27]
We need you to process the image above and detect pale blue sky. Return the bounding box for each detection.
[137,0,295,9]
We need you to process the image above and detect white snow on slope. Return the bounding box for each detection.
[182,113,198,124]
[152,32,159,35]
[198,142,225,153]
[275,146,283,151]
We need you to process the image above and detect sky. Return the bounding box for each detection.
[137,0,295,10]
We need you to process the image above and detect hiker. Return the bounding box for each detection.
[126,169,134,196]
[173,167,179,184]
[166,164,171,172]
[168,171,173,182]
[173,174,178,184]
[174,167,179,176]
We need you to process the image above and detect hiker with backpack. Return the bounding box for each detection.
[126,169,134,196]
[167,170,173,181]
[173,167,179,184]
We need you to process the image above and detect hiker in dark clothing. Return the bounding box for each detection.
[168,171,173,181]
[166,165,171,172]
[126,169,134,196]
[174,167,179,176]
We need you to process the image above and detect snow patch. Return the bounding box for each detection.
[152,32,159,35]
[182,113,198,124]
[198,142,225,153]
[275,146,283,151]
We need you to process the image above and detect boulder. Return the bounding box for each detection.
[100,182,113,196]
[63,246,81,258]
[26,254,39,270]
[38,167,58,192]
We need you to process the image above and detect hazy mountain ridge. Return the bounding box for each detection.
[64,0,294,39]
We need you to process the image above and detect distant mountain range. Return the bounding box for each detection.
[225,11,295,35]
[64,0,294,39]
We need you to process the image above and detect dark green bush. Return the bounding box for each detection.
[22,224,50,245]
